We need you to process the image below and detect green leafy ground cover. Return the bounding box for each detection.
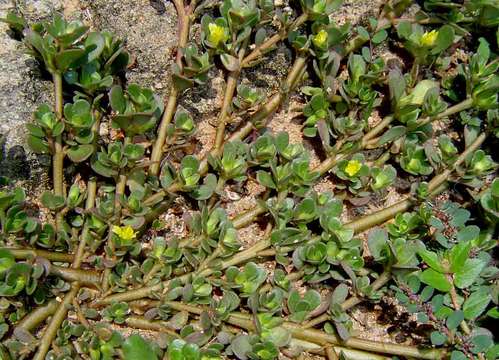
[0,0,498,359]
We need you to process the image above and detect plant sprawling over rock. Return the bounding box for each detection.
[0,0,498,359]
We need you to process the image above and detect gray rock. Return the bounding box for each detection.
[81,0,177,89]
[0,0,61,183]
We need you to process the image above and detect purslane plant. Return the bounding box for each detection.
[0,0,498,359]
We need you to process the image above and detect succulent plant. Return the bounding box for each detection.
[0,2,497,360]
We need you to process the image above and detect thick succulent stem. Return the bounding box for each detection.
[232,204,267,228]
[125,316,180,337]
[241,13,308,68]
[142,54,308,207]
[303,269,392,329]
[53,72,65,232]
[161,301,446,359]
[32,285,80,360]
[410,98,474,130]
[214,43,248,151]
[15,299,58,332]
[149,0,193,176]
[5,248,74,262]
[214,73,238,151]
[325,345,340,360]
[49,265,100,286]
[346,132,486,233]
[92,279,170,305]
[72,177,97,269]
[305,343,389,360]
[198,54,308,175]
[284,323,445,360]
[96,134,480,306]
[30,177,100,358]
[102,172,127,292]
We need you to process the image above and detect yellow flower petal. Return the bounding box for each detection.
[207,23,228,47]
[112,225,136,241]
[312,29,328,48]
[420,30,438,47]
[345,160,362,177]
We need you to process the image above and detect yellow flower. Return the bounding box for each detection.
[112,225,136,242]
[420,30,438,47]
[207,23,228,47]
[345,159,362,177]
[312,29,328,48]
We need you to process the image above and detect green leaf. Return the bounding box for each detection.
[486,344,499,360]
[357,26,369,41]
[417,248,445,273]
[55,49,86,72]
[378,126,406,146]
[256,171,276,189]
[454,258,486,289]
[450,351,467,360]
[173,73,193,92]
[124,144,145,160]
[27,135,50,154]
[449,241,471,273]
[367,228,389,261]
[457,225,480,243]
[84,32,105,62]
[419,269,451,292]
[396,21,412,39]
[40,191,65,210]
[446,310,464,330]
[51,121,65,136]
[230,336,252,360]
[388,69,406,104]
[463,288,491,320]
[122,334,157,360]
[0,12,27,33]
[220,53,240,72]
[371,29,387,44]
[113,113,158,135]
[255,28,266,46]
[486,307,499,319]
[471,335,493,354]
[91,159,118,178]
[0,249,15,273]
[109,85,126,113]
[67,144,94,163]
[431,25,454,55]
[430,331,447,346]
[192,174,217,200]
[400,80,439,107]
[331,283,349,304]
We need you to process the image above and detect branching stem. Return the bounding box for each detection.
[15,299,58,332]
[214,42,248,151]
[149,0,195,176]
[241,13,308,68]
[161,301,446,359]
[303,269,392,329]
[73,178,97,269]
[32,285,80,360]
[4,248,73,262]
[53,72,65,233]
[95,133,481,305]
[143,54,308,207]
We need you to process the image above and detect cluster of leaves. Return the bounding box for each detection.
[0,0,498,359]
